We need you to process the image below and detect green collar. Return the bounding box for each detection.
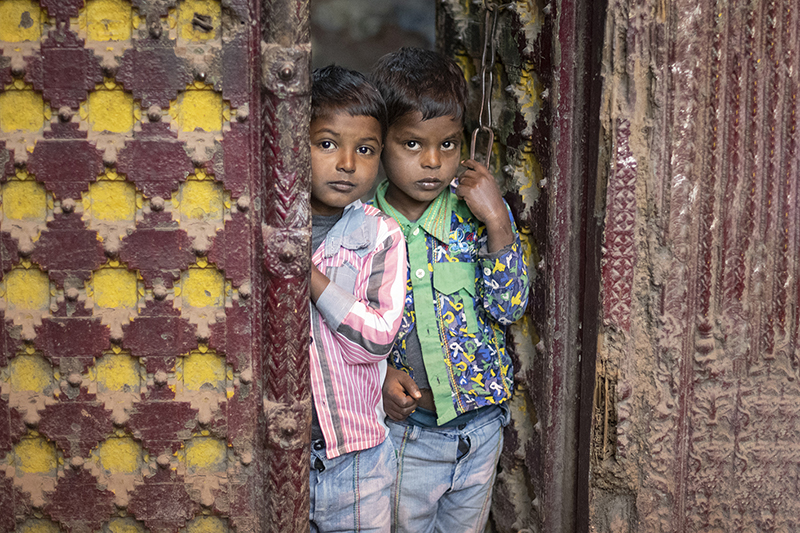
[374,181,454,244]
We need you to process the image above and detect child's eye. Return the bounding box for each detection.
[405,140,419,150]
[442,140,457,150]
[318,140,334,150]
[357,146,375,155]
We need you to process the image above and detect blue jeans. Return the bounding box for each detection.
[309,436,396,533]
[387,405,509,533]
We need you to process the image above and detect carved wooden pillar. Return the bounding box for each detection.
[260,1,311,532]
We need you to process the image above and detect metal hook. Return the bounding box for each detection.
[481,0,515,11]
[470,125,494,167]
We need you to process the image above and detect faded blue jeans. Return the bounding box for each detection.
[309,436,396,533]
[387,405,509,533]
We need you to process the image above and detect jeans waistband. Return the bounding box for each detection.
[406,404,500,429]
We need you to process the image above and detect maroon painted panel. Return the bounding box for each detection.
[127,401,198,455]
[28,140,104,200]
[127,480,200,533]
[119,229,195,283]
[34,318,110,363]
[40,30,103,109]
[46,469,117,533]
[117,44,193,109]
[123,317,197,358]
[117,133,194,199]
[39,402,114,457]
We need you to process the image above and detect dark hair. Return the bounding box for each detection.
[370,47,467,127]
[311,65,388,140]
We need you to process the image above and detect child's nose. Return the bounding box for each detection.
[336,152,356,173]
[421,148,441,169]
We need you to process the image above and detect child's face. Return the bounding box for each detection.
[310,112,383,216]
[381,111,463,220]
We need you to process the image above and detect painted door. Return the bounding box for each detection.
[0,0,312,531]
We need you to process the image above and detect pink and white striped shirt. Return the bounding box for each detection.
[310,200,407,459]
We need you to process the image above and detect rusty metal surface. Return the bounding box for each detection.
[591,0,800,531]
[1,1,266,531]
[260,0,311,531]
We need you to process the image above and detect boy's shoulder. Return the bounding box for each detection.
[361,202,385,219]
[362,202,402,231]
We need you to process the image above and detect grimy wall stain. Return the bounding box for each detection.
[590,0,800,531]
[0,1,268,532]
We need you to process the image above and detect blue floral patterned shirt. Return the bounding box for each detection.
[373,181,529,425]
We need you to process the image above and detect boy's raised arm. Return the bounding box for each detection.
[456,159,529,324]
[455,159,514,253]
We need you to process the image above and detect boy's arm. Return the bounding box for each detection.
[457,159,530,324]
[310,267,331,303]
[313,219,408,365]
[456,159,514,253]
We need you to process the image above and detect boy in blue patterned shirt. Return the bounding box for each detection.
[370,47,529,533]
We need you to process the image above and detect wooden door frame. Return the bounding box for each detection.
[547,0,607,530]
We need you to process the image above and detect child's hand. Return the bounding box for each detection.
[456,159,514,252]
[383,366,421,421]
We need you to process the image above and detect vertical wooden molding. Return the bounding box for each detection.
[260,1,312,531]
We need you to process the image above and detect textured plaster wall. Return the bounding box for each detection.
[590,0,800,531]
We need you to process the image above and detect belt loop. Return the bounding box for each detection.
[406,424,422,441]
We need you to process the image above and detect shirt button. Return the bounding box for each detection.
[412,228,420,236]
[483,267,491,276]
[415,268,425,279]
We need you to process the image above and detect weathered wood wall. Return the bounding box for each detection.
[591,0,800,531]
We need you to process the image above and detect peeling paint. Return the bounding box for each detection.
[7,435,59,507]
[507,65,543,137]
[0,347,57,426]
[1,174,50,255]
[87,261,143,339]
[183,515,229,533]
[171,171,231,253]
[171,82,224,133]
[0,0,42,43]
[17,519,61,533]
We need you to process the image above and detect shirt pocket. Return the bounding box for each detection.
[432,261,479,336]
[325,261,358,294]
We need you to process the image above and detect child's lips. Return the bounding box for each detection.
[416,178,443,190]
[329,181,356,192]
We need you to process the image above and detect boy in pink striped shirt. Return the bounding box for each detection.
[307,65,407,532]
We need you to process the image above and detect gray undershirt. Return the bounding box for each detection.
[404,328,430,390]
[310,213,343,443]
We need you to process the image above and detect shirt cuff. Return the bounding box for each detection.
[478,241,515,262]
[315,281,358,331]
